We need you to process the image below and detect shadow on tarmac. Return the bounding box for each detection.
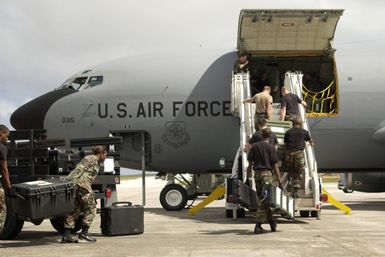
[144,207,308,225]
[200,229,286,235]
[322,201,385,212]
[0,231,59,248]
[0,230,103,248]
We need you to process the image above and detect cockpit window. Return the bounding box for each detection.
[79,76,103,91]
[58,75,103,91]
[60,78,73,88]
[68,77,88,91]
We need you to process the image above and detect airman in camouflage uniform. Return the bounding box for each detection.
[254,170,274,225]
[282,151,305,193]
[283,116,314,197]
[247,129,282,234]
[61,146,107,243]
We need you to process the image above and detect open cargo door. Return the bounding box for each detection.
[238,9,344,56]
[237,9,344,116]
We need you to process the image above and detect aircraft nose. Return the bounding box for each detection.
[10,88,76,129]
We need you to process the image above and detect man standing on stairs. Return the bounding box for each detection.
[234,53,249,73]
[244,118,278,153]
[280,86,307,122]
[283,116,314,198]
[242,86,273,130]
[247,128,282,234]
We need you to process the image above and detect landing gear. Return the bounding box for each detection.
[342,188,354,193]
[0,203,24,240]
[159,173,226,211]
[338,179,354,193]
[50,216,83,234]
[159,184,188,211]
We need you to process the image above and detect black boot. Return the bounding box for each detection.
[61,229,78,243]
[78,226,97,242]
[254,222,264,234]
[269,220,277,232]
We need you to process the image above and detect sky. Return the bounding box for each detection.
[1,0,385,129]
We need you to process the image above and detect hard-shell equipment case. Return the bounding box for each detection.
[101,201,144,236]
[11,179,75,220]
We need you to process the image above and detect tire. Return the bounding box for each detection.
[0,205,24,240]
[159,184,188,211]
[299,210,310,218]
[50,216,83,234]
[225,208,246,218]
[311,210,320,218]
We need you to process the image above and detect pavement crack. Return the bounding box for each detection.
[303,227,365,257]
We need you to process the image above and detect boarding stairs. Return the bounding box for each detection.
[283,71,322,216]
[230,72,254,181]
[188,72,349,217]
[227,72,295,219]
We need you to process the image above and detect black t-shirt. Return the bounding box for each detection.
[281,93,302,115]
[234,61,249,73]
[284,127,311,152]
[248,130,278,146]
[0,143,7,177]
[247,141,279,170]
[0,143,7,161]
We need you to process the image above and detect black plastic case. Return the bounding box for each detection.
[101,202,144,236]
[12,179,75,220]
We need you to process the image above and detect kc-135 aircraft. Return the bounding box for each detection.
[10,9,385,206]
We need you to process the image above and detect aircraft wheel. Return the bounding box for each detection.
[0,202,24,240]
[299,210,310,218]
[225,208,246,218]
[50,216,83,234]
[160,184,188,211]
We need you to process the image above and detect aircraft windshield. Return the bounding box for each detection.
[58,76,103,91]
[67,77,88,91]
[79,76,103,91]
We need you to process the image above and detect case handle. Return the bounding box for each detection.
[112,201,132,207]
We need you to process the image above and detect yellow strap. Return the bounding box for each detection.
[188,184,226,215]
[322,188,351,215]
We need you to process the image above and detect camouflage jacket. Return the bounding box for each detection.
[67,155,100,193]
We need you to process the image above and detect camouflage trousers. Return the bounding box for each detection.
[283,151,305,192]
[254,170,273,223]
[284,114,297,124]
[254,113,267,130]
[64,186,96,229]
[0,188,4,229]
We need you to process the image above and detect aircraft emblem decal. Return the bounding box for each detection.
[162,121,190,148]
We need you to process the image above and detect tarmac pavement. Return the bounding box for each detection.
[1,176,385,257]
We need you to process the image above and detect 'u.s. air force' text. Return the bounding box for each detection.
[97,101,232,118]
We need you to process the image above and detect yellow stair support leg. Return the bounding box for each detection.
[188,183,226,216]
[322,188,351,215]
